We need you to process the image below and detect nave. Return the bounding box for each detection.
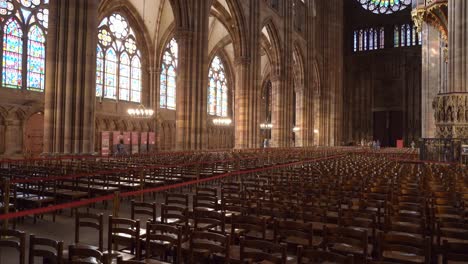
[1,149,467,264]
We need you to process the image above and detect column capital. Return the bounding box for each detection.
[234,57,251,66]
[174,29,193,42]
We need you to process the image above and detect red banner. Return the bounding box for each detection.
[131,132,139,154]
[140,132,148,153]
[148,132,156,152]
[101,131,110,156]
[112,131,122,155]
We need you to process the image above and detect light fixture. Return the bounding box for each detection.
[260,123,273,130]
[213,118,232,126]
[293,127,300,132]
[314,129,319,134]
[127,105,154,118]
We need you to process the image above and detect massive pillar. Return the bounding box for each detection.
[175,1,211,150]
[234,1,261,149]
[304,0,318,147]
[271,0,295,148]
[43,0,99,154]
[421,24,447,138]
[315,0,343,146]
[433,0,468,138]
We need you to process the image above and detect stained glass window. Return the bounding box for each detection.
[208,56,228,117]
[160,38,178,110]
[393,24,422,48]
[1,0,49,91]
[353,31,358,52]
[358,0,412,15]
[379,27,385,49]
[353,27,384,53]
[394,25,400,47]
[97,13,141,102]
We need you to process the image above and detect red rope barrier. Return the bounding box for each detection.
[9,155,259,184]
[0,154,345,221]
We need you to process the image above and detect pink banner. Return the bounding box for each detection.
[101,131,110,156]
[131,132,139,154]
[123,132,131,154]
[140,132,148,153]
[148,132,156,152]
[112,131,122,154]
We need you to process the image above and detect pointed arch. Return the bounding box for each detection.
[292,42,305,92]
[260,18,283,77]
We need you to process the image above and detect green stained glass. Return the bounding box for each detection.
[359,0,411,14]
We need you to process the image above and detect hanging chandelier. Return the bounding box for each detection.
[260,123,273,130]
[358,0,412,15]
[213,118,232,126]
[127,105,154,118]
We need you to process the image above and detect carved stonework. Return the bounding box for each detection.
[433,93,468,138]
[412,0,448,41]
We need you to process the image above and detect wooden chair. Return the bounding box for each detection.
[187,231,230,263]
[192,208,225,233]
[193,194,218,212]
[75,212,104,251]
[160,204,188,227]
[239,237,286,264]
[230,214,269,241]
[297,246,354,264]
[164,193,188,209]
[377,232,430,264]
[441,240,468,264]
[0,229,26,264]
[325,226,369,264]
[274,220,321,250]
[145,222,182,263]
[68,245,106,264]
[131,200,157,223]
[28,234,63,264]
[107,216,141,262]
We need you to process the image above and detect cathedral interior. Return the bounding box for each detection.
[1,0,468,264]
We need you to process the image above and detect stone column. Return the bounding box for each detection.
[271,0,295,148]
[433,0,468,138]
[175,1,211,150]
[44,0,99,154]
[303,0,318,147]
[295,87,305,147]
[234,0,261,149]
[422,24,446,138]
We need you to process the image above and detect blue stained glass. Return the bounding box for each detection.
[3,19,23,89]
[207,55,228,117]
[97,13,141,102]
[104,48,117,99]
[130,56,141,102]
[27,25,45,91]
[160,38,178,109]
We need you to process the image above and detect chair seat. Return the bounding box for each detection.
[382,250,425,263]
[104,250,135,261]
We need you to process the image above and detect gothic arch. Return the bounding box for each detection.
[156,25,176,74]
[98,0,153,65]
[312,59,321,95]
[260,18,283,78]
[210,0,247,59]
[98,0,153,105]
[223,0,248,58]
[293,42,305,92]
